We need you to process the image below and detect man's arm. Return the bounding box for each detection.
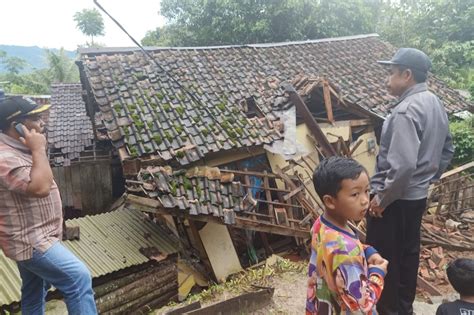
[20,127,54,198]
[375,112,421,209]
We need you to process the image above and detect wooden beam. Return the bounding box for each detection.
[322,80,334,123]
[283,185,305,201]
[263,171,276,224]
[282,82,337,157]
[416,277,443,296]
[350,119,372,127]
[234,217,309,238]
[440,161,474,179]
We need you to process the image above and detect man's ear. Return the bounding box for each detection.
[403,68,414,82]
[322,194,336,210]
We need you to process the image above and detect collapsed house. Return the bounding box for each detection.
[75,33,472,283]
[1,34,471,310]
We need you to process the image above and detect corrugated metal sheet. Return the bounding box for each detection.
[0,208,180,306]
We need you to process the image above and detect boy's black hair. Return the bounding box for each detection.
[396,65,428,83]
[447,258,474,296]
[313,156,367,200]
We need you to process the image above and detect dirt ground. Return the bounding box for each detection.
[156,267,458,315]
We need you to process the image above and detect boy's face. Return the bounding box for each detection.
[324,172,370,222]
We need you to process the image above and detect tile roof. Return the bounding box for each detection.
[48,84,95,166]
[127,166,245,221]
[78,34,472,165]
[126,166,312,236]
[78,52,282,166]
[0,208,180,306]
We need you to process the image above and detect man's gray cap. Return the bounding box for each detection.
[378,48,432,73]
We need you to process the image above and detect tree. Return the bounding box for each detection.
[2,56,27,75]
[74,8,105,46]
[151,0,379,46]
[45,49,79,84]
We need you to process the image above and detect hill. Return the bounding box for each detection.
[0,45,76,73]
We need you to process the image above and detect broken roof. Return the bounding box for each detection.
[48,83,96,166]
[78,34,472,165]
[125,166,313,238]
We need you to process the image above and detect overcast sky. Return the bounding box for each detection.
[1,0,165,50]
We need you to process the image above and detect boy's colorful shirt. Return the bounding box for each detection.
[306,216,385,315]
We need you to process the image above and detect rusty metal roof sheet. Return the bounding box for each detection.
[0,208,179,306]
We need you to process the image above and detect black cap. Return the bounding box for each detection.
[0,96,51,122]
[378,48,432,73]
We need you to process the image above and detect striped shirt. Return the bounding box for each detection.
[0,133,62,261]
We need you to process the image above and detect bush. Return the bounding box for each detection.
[450,116,474,166]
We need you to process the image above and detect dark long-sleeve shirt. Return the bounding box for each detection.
[371,83,454,209]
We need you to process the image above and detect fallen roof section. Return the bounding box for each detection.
[125,166,316,238]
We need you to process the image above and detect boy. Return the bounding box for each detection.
[306,157,388,314]
[436,258,474,315]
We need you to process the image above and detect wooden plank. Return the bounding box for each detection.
[70,164,83,210]
[188,220,214,279]
[440,161,474,179]
[234,217,309,238]
[63,166,73,209]
[283,185,304,201]
[55,167,67,206]
[221,169,298,180]
[186,288,274,315]
[243,171,257,222]
[322,80,334,123]
[263,171,275,224]
[284,182,295,228]
[97,161,113,212]
[80,164,97,214]
[416,276,443,296]
[350,119,372,127]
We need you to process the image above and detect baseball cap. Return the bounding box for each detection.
[0,96,51,122]
[378,48,432,73]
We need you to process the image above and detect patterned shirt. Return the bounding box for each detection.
[0,133,62,261]
[306,216,385,315]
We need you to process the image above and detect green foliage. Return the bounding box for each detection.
[450,117,474,166]
[143,0,472,91]
[0,49,79,94]
[73,8,105,46]
[44,48,79,84]
[377,0,473,90]
[153,0,378,47]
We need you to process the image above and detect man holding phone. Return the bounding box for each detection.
[0,96,97,314]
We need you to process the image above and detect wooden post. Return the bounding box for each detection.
[263,171,275,224]
[322,80,334,123]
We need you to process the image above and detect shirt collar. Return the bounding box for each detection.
[397,82,428,103]
[0,133,31,153]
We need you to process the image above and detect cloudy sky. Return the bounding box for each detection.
[1,0,165,50]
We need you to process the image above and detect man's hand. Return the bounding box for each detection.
[369,258,389,275]
[369,197,385,218]
[19,126,47,153]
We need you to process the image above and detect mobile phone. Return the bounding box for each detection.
[14,123,26,137]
